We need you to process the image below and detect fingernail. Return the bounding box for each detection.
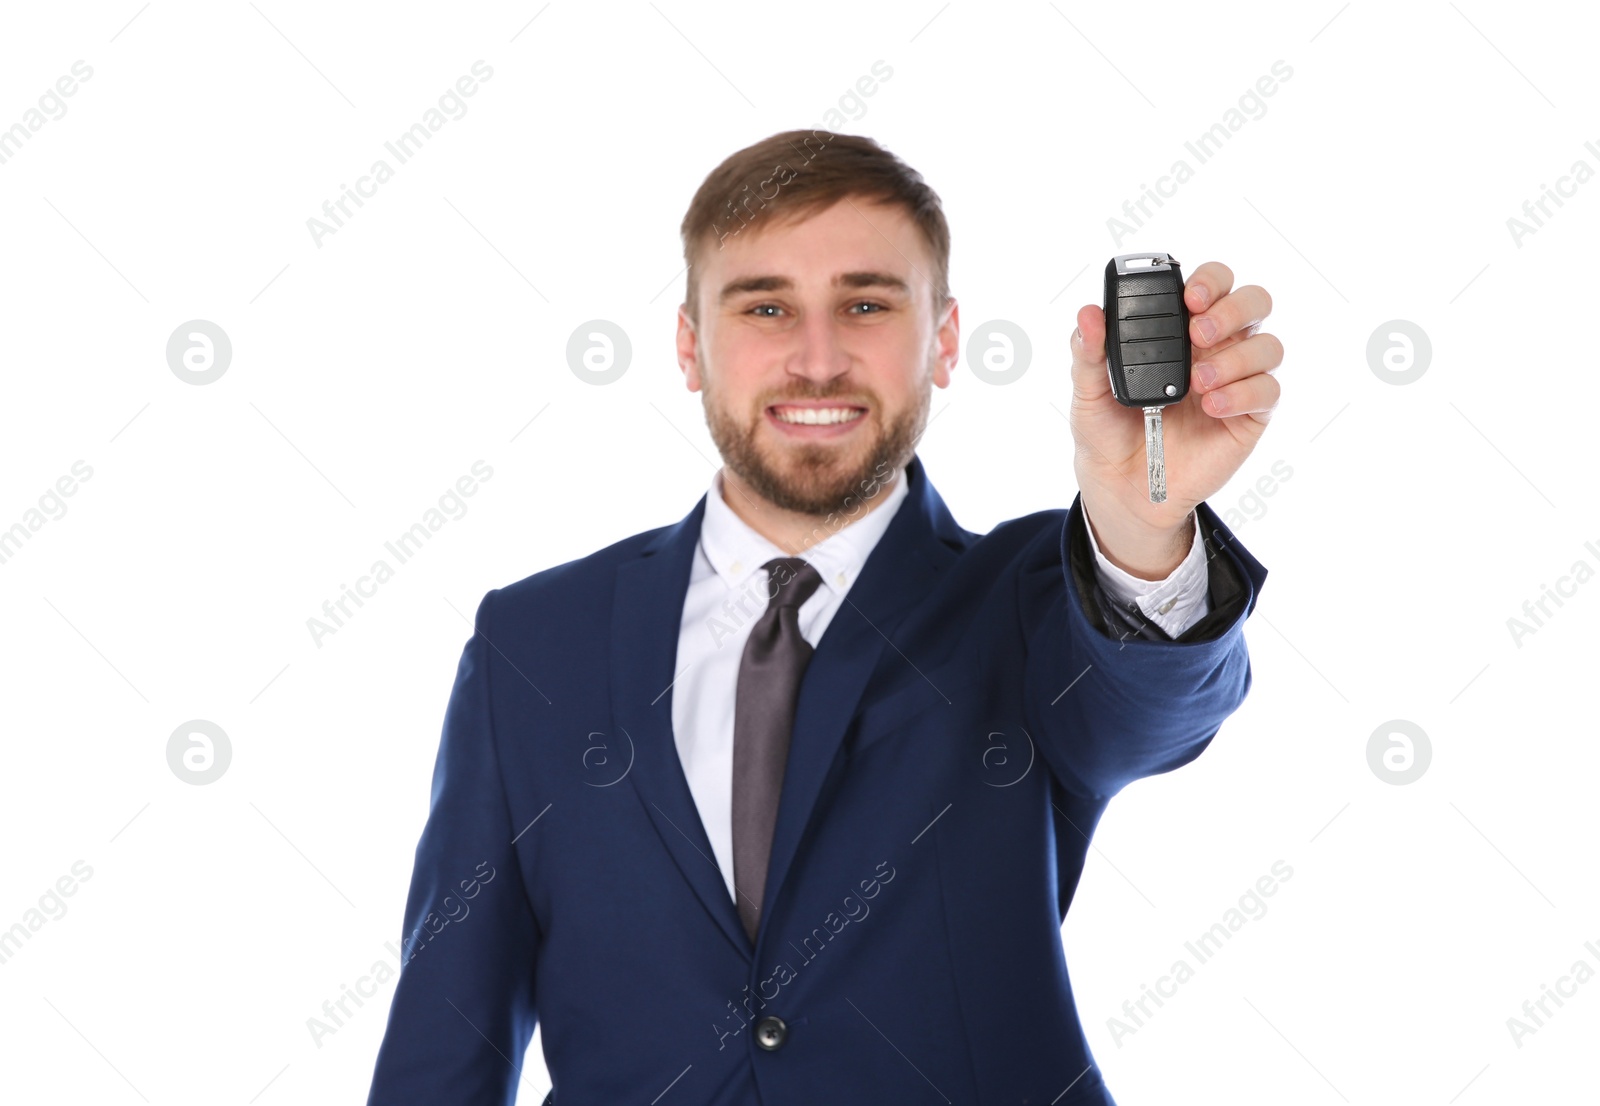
[1190,284,1209,309]
[1208,391,1228,414]
[1072,326,1081,345]
[1196,362,1216,388]
[1196,317,1217,343]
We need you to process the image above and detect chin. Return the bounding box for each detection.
[705,388,919,518]
[741,439,881,516]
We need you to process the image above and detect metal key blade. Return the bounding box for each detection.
[1143,405,1167,504]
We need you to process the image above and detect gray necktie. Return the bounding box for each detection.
[732,557,824,944]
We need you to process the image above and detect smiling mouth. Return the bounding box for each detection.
[767,404,868,426]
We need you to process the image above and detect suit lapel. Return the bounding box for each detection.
[759,456,963,943]
[612,493,755,956]
[611,455,966,959]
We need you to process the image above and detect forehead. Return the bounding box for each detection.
[699,198,932,298]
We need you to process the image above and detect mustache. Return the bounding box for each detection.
[761,388,874,406]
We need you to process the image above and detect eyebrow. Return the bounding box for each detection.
[718,270,911,302]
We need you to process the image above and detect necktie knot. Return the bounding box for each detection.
[763,557,822,611]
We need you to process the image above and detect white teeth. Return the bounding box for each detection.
[773,406,864,425]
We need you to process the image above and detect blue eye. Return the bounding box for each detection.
[850,302,884,314]
[750,304,781,317]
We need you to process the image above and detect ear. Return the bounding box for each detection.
[677,304,703,392]
[932,296,959,389]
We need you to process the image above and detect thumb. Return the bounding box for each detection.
[1069,303,1111,403]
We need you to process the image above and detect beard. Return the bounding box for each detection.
[701,370,928,517]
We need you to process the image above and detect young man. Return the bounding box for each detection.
[367,130,1278,1105]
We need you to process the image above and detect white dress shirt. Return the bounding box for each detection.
[671,464,1211,904]
[1081,500,1211,639]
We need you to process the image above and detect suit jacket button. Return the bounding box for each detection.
[754,1015,787,1050]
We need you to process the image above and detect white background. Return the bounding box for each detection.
[1,2,1595,1103]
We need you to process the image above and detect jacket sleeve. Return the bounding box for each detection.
[367,589,542,1106]
[1021,494,1268,801]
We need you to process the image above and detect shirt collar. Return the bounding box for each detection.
[699,463,910,597]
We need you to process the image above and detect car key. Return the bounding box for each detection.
[1103,252,1190,504]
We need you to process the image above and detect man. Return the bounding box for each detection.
[367,130,1277,1105]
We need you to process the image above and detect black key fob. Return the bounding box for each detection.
[1103,253,1190,408]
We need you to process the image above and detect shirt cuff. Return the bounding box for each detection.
[1082,504,1211,638]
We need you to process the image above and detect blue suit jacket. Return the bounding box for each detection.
[367,453,1267,1105]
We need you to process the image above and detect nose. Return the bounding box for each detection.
[786,306,852,389]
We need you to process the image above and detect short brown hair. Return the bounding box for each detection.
[678,130,950,323]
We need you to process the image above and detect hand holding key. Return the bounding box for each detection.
[1068,258,1282,576]
[1104,253,1190,504]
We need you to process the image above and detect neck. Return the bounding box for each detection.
[717,465,898,556]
